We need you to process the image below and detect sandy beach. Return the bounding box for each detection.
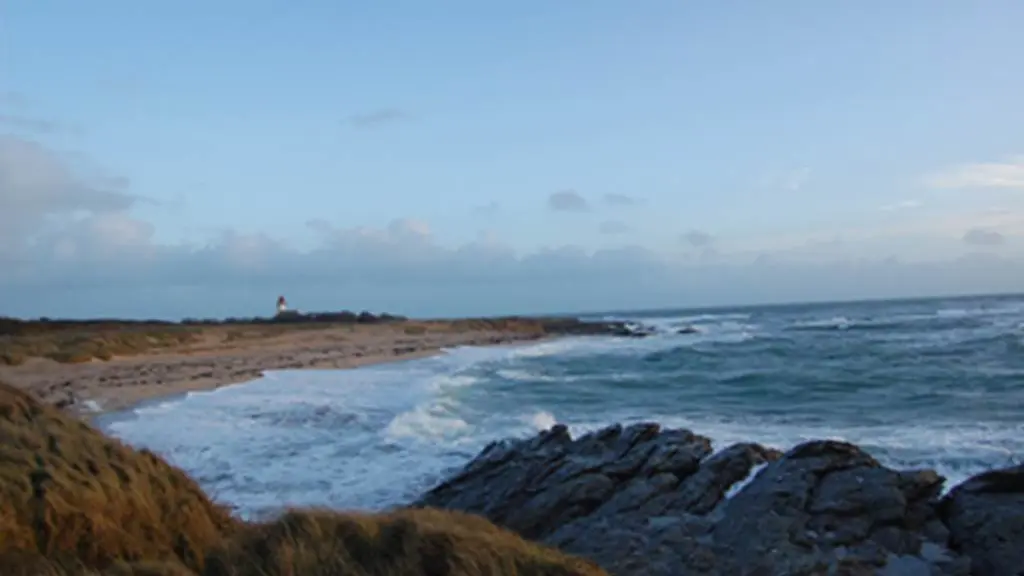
[0,319,587,415]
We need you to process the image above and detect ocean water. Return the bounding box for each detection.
[102,294,1024,520]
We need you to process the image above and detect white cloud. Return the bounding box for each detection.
[924,156,1024,189]
[0,135,136,245]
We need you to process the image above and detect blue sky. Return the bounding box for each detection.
[2,1,1023,318]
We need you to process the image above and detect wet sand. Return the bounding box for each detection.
[0,322,555,415]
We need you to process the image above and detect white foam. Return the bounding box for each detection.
[103,345,513,517]
[496,368,558,382]
[792,316,852,330]
[679,312,753,323]
[507,338,585,358]
[526,410,558,431]
[725,462,768,500]
[937,303,1024,319]
[384,401,471,441]
[559,413,1023,492]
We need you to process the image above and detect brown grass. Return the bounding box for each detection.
[0,328,203,365]
[0,381,237,571]
[0,381,607,576]
[0,314,605,366]
[204,508,605,576]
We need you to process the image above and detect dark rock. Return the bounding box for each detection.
[939,463,1024,576]
[413,423,1024,575]
[676,325,700,334]
[416,423,773,575]
[602,321,659,338]
[610,327,653,338]
[711,440,949,572]
[417,422,715,541]
[537,318,634,336]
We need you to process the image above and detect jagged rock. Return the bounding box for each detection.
[415,423,779,575]
[939,463,1024,576]
[610,327,655,338]
[710,440,961,574]
[418,422,715,540]
[414,423,1024,575]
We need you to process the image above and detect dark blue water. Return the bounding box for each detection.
[105,294,1024,517]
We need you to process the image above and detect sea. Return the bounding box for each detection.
[101,294,1024,520]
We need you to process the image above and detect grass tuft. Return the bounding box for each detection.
[205,507,605,576]
[0,381,237,572]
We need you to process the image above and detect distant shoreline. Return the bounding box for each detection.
[0,316,623,415]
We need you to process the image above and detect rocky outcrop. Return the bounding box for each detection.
[939,464,1024,576]
[415,422,1024,575]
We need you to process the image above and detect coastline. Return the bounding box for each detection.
[0,322,569,416]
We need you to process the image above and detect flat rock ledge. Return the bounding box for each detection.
[413,422,1024,576]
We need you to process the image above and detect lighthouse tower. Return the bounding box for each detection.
[276,295,288,315]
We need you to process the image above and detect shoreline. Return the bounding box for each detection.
[92,336,556,430]
[0,322,573,416]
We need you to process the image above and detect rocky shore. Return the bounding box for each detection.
[415,422,1024,575]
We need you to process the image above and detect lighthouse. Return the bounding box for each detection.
[276,295,288,315]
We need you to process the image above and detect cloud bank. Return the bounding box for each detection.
[925,156,1024,190]
[2,134,1022,320]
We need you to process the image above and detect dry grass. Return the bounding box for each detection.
[0,314,602,366]
[204,508,605,576]
[0,381,237,572]
[0,381,607,576]
[0,328,203,365]
[0,319,537,366]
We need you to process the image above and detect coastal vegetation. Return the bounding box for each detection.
[0,380,606,575]
[0,313,616,367]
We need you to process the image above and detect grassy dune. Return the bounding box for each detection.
[0,329,201,366]
[0,381,606,576]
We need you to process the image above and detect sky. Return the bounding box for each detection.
[2,0,1023,319]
